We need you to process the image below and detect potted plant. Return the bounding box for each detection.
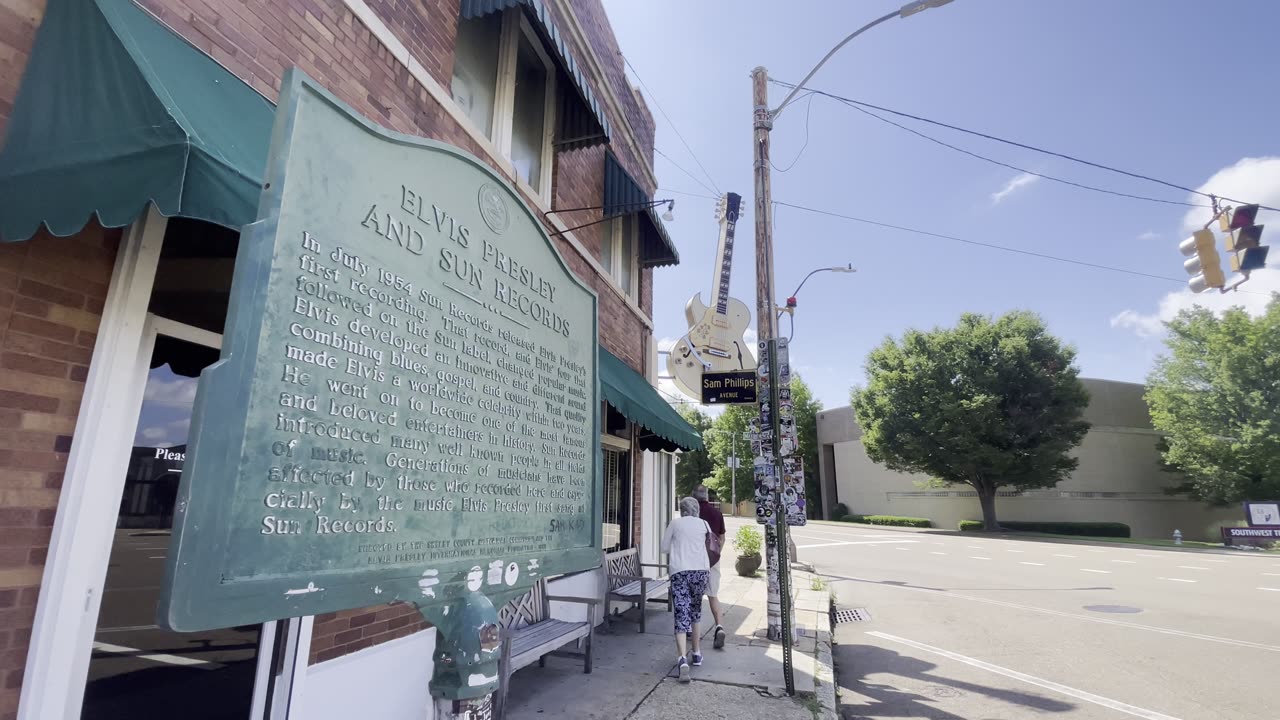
[733,525,763,576]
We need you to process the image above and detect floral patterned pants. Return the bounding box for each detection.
[671,570,709,634]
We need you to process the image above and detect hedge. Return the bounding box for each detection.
[840,515,932,528]
[958,520,1130,537]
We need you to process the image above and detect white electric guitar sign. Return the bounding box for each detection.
[668,192,755,400]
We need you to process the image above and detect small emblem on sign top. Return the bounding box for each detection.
[478,183,509,234]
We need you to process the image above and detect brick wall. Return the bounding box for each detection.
[0,224,117,719]
[0,0,661,672]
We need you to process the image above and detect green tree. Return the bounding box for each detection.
[852,311,1091,530]
[707,404,754,507]
[1145,297,1280,504]
[789,375,824,518]
[675,406,714,497]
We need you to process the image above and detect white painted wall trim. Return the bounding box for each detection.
[341,0,654,332]
[18,208,168,720]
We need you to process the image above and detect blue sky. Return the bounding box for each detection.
[602,0,1280,411]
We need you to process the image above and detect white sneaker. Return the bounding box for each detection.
[677,657,691,683]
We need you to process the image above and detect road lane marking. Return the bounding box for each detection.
[837,573,1280,653]
[1136,554,1166,558]
[1005,549,1024,553]
[1080,569,1111,574]
[92,641,224,669]
[795,540,918,549]
[1177,566,1209,571]
[1052,553,1077,558]
[1262,573,1280,577]
[1158,578,1197,583]
[929,552,948,556]
[967,546,983,550]
[1084,548,1106,553]
[866,632,1182,720]
[895,547,910,551]
[1260,587,1280,593]
[1110,560,1137,564]
[969,556,991,560]
[1019,562,1045,566]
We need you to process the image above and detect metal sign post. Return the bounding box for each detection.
[766,337,795,695]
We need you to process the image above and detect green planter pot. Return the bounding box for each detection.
[735,554,762,577]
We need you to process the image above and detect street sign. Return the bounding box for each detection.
[701,369,757,404]
[159,71,602,637]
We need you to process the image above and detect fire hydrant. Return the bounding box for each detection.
[1173,529,1183,546]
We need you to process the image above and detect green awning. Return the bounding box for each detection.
[461,0,610,151]
[603,150,679,268]
[0,0,274,242]
[600,347,702,453]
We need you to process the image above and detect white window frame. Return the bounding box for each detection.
[484,10,557,202]
[602,214,640,300]
[18,207,305,720]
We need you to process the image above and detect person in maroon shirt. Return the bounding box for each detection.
[694,485,728,649]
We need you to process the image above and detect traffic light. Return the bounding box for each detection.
[1179,228,1225,293]
[1220,204,1269,273]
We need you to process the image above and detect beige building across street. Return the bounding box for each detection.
[816,378,1239,541]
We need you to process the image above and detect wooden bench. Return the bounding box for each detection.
[494,578,598,719]
[604,548,670,633]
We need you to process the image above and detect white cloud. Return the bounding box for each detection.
[657,336,678,352]
[1110,156,1280,339]
[990,172,1040,205]
[144,376,198,408]
[1137,230,1159,241]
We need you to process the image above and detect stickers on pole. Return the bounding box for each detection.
[751,338,806,526]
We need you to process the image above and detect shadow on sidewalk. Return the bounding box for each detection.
[836,644,1075,719]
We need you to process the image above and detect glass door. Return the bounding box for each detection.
[81,318,293,719]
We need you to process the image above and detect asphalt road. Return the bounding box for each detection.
[83,529,262,720]
[725,517,1280,720]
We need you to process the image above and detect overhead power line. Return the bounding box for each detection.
[622,53,722,195]
[655,148,718,197]
[769,78,1280,214]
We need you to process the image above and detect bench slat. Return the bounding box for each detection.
[609,579,669,599]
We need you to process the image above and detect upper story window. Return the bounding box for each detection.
[601,213,638,298]
[452,10,556,196]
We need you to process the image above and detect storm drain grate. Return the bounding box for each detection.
[832,607,871,624]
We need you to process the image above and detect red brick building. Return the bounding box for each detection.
[0,0,698,717]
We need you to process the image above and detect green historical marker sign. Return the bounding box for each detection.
[159,71,602,652]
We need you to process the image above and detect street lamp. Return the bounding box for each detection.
[543,198,674,237]
[778,264,856,319]
[749,0,957,682]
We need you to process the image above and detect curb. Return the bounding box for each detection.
[811,629,837,719]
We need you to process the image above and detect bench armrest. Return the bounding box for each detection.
[546,594,603,606]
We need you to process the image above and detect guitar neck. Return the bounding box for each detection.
[710,193,742,316]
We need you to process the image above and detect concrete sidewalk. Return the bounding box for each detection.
[503,564,836,720]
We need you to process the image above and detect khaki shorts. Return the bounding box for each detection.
[706,563,721,598]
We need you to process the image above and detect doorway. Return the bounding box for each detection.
[80,318,290,719]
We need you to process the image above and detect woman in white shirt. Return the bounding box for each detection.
[660,496,712,682]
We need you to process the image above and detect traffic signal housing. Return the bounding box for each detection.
[1220,204,1269,273]
[1179,228,1225,293]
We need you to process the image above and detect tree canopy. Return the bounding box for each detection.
[852,311,1091,530]
[1145,297,1280,504]
[707,404,754,507]
[675,405,713,498]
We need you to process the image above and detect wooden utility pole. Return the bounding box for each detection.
[750,66,785,640]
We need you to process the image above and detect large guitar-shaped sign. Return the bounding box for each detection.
[668,192,754,400]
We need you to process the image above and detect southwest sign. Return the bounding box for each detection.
[160,71,602,633]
